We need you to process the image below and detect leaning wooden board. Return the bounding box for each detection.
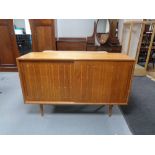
[17,51,135,116]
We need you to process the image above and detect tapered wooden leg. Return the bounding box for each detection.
[40,104,44,116]
[108,105,113,117]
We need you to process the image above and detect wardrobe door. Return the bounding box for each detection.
[29,19,56,51]
[0,19,19,71]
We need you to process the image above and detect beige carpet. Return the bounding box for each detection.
[147,64,155,80]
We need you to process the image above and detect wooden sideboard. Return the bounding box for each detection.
[56,38,87,51]
[29,19,56,51]
[17,51,135,116]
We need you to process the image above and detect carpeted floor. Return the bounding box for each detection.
[121,76,155,135]
[0,72,131,135]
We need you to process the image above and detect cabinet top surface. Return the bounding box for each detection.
[17,51,135,61]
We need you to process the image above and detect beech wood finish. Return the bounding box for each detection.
[17,51,135,116]
[29,19,56,51]
[0,19,19,71]
[86,44,122,52]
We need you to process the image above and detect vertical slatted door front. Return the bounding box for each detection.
[18,60,75,103]
[74,60,134,104]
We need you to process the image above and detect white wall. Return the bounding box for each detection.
[118,19,142,58]
[13,19,25,29]
[57,19,95,38]
[13,19,31,34]
[14,19,96,36]
[118,19,124,43]
[25,19,31,34]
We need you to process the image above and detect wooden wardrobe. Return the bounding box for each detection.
[29,19,56,51]
[0,19,19,71]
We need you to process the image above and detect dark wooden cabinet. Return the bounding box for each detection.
[29,19,56,51]
[56,38,121,52]
[87,44,122,52]
[56,38,87,51]
[0,19,19,71]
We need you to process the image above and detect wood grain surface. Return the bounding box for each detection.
[17,51,135,105]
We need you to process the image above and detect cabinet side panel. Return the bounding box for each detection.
[17,60,33,102]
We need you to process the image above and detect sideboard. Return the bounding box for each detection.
[17,51,135,116]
